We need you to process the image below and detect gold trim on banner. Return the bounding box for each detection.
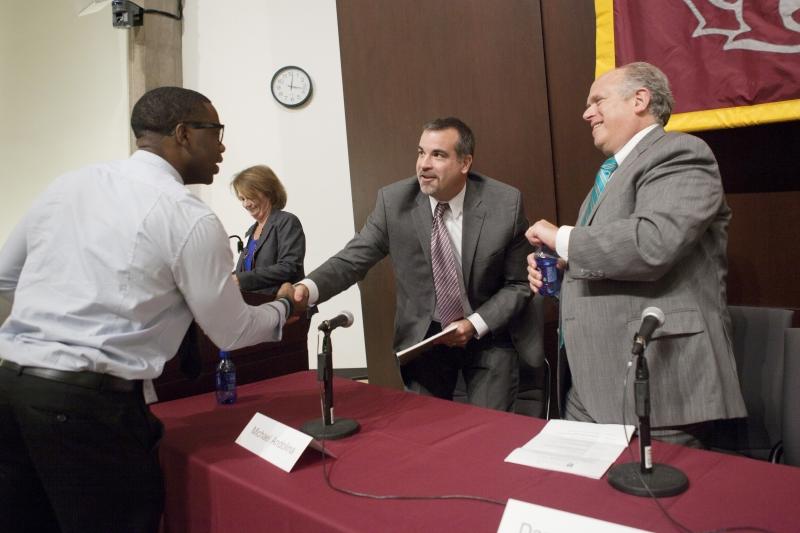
[667,100,800,132]
[595,0,615,78]
[594,1,800,131]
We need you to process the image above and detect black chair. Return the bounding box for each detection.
[709,305,794,460]
[777,328,800,466]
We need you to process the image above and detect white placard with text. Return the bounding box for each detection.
[497,499,651,533]
[235,412,326,473]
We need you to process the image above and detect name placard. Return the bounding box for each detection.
[497,499,650,533]
[235,412,326,472]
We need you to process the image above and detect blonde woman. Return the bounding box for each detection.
[231,165,306,294]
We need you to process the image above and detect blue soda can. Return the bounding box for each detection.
[534,250,560,298]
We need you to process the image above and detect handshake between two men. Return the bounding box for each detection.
[277,282,476,349]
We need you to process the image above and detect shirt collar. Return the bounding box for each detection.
[428,183,467,218]
[614,123,659,166]
[131,150,184,185]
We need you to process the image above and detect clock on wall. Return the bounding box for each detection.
[270,66,313,108]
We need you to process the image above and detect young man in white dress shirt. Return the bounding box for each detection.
[0,87,298,533]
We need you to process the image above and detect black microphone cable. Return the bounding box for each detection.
[311,375,504,506]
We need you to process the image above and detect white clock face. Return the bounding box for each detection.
[271,67,312,108]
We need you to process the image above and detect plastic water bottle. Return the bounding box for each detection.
[534,248,561,298]
[215,351,237,404]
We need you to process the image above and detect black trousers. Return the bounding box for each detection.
[401,322,519,411]
[0,368,164,533]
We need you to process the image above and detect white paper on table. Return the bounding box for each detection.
[497,498,651,533]
[505,419,635,479]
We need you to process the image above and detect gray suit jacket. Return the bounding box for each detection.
[235,209,305,294]
[561,126,746,427]
[309,172,543,365]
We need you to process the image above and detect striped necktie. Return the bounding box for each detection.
[431,202,464,327]
[560,156,619,351]
[579,156,618,226]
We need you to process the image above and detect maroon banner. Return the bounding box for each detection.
[609,0,800,122]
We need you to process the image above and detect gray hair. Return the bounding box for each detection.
[422,117,475,159]
[618,62,674,126]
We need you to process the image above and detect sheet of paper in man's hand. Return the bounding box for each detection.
[396,323,458,365]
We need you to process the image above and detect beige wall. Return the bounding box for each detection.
[0,1,129,321]
[0,1,129,243]
[183,0,367,369]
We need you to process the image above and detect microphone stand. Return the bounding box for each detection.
[607,336,689,497]
[301,325,360,440]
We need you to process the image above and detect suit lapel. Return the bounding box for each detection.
[236,221,258,272]
[579,126,665,225]
[412,192,433,265]
[461,177,485,288]
[255,213,277,255]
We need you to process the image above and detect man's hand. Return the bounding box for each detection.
[231,273,240,287]
[434,319,475,348]
[527,252,566,295]
[525,219,558,250]
[527,252,543,295]
[288,283,310,315]
[276,282,308,317]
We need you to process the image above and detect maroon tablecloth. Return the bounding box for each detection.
[152,371,800,532]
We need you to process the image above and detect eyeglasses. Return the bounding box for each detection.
[180,121,225,143]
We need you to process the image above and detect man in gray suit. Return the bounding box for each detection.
[292,117,535,411]
[526,62,746,446]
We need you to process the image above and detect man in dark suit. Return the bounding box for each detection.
[292,117,537,411]
[526,62,746,446]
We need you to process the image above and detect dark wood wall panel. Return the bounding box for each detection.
[540,0,601,224]
[696,122,800,195]
[337,0,556,387]
[727,192,800,308]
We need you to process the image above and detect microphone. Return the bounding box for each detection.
[318,311,354,332]
[631,307,665,355]
[228,235,244,253]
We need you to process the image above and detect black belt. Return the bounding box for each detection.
[0,358,140,393]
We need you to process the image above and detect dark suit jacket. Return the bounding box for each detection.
[235,209,305,294]
[561,126,746,426]
[307,172,542,365]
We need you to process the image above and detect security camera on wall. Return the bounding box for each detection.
[75,0,143,28]
[111,0,143,27]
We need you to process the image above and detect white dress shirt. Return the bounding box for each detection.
[555,124,659,259]
[0,150,287,380]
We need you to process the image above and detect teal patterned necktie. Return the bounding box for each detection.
[559,156,619,351]
[579,156,618,226]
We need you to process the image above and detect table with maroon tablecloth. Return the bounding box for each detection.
[152,371,800,532]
